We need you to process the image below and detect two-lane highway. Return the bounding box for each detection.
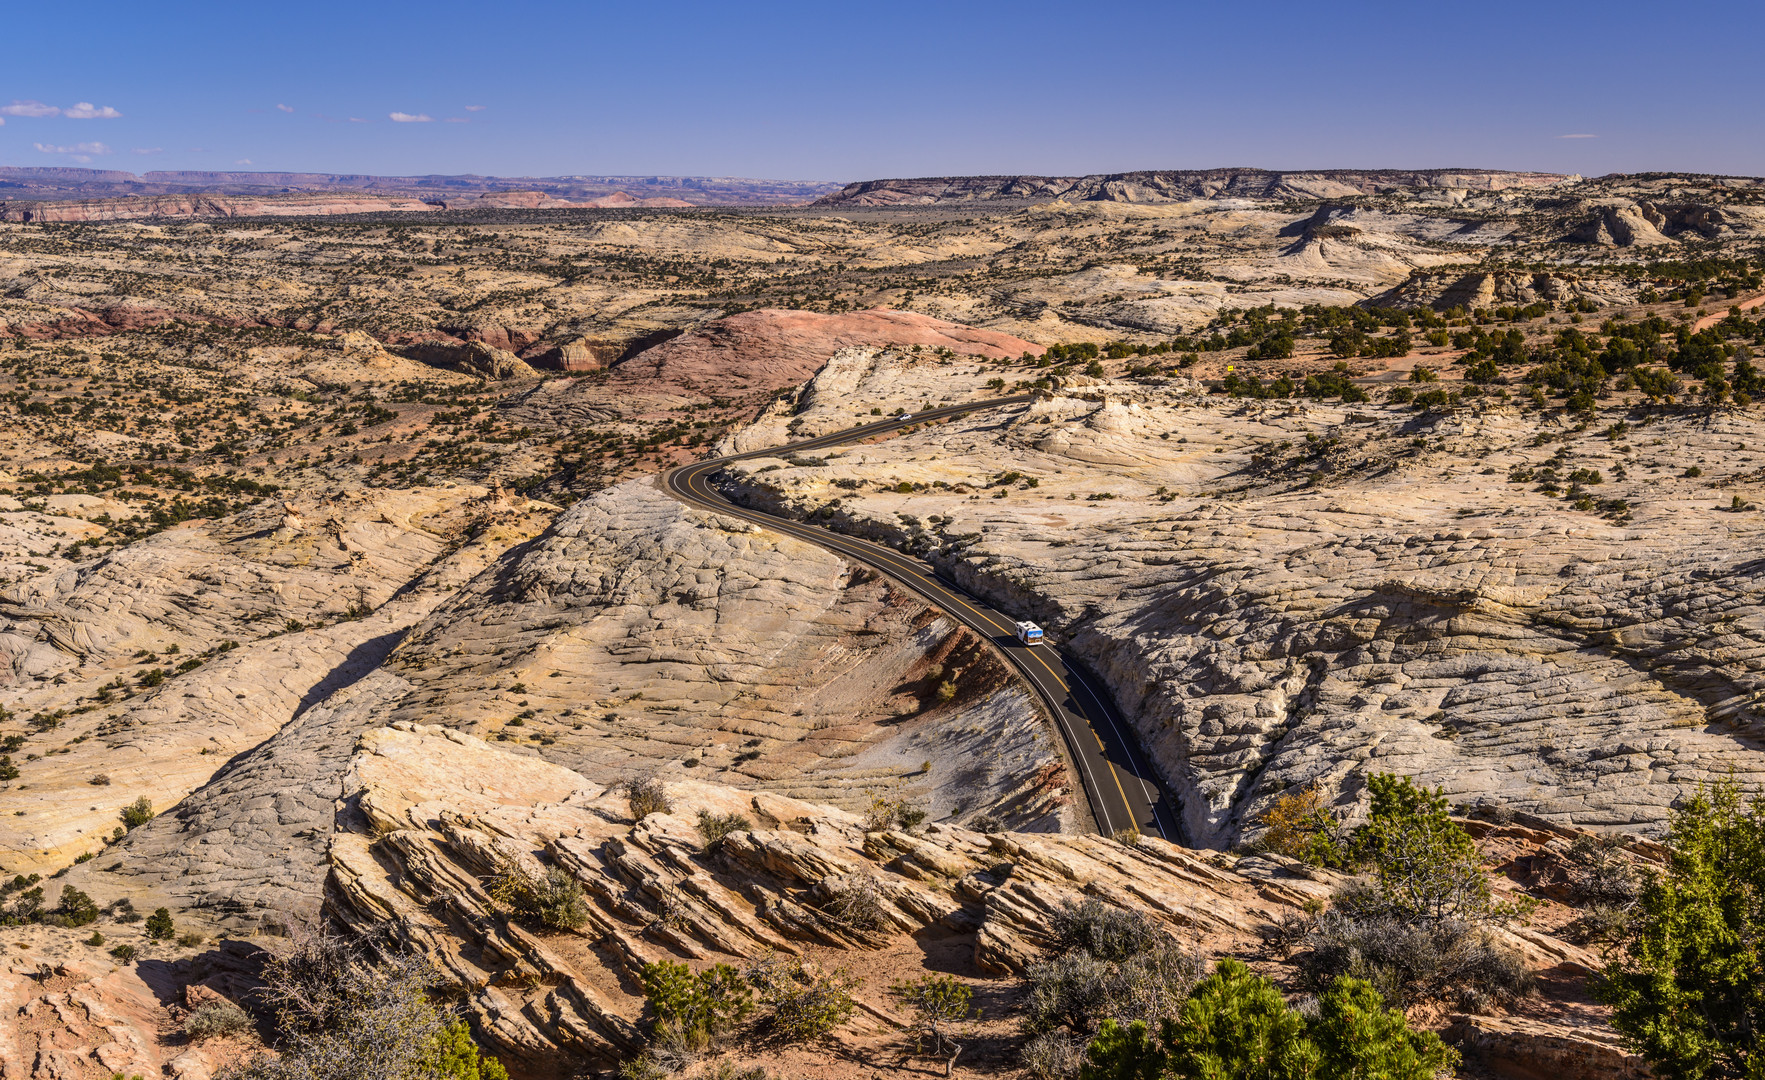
[662,396,1179,841]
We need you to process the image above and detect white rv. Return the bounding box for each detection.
[1015,621,1044,645]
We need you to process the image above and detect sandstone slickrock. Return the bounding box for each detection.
[706,362,1765,846]
[1,486,557,875]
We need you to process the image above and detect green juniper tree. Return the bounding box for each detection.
[1594,781,1765,1080]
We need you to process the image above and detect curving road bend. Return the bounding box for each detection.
[662,396,1180,842]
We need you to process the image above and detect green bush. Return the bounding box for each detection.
[488,862,589,931]
[1079,959,1457,1080]
[640,961,754,1049]
[43,885,100,927]
[146,907,176,940]
[183,1001,254,1042]
[1594,781,1765,1080]
[120,797,154,830]
[696,810,752,852]
[110,943,137,961]
[427,1021,510,1080]
[1340,774,1530,927]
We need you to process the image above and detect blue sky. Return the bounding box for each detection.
[3,0,1761,181]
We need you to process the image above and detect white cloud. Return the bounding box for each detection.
[1,99,59,117]
[445,117,469,123]
[235,159,253,165]
[464,105,486,112]
[131,147,163,155]
[64,102,122,119]
[389,111,433,123]
[276,103,294,113]
[1556,133,1598,139]
[35,141,112,163]
[348,117,369,123]
[0,118,5,127]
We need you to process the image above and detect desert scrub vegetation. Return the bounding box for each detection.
[639,960,755,1050]
[3,883,100,928]
[1257,775,1534,1012]
[218,919,508,1080]
[1021,898,1208,1076]
[815,873,891,931]
[625,951,861,1074]
[862,787,928,832]
[487,859,590,931]
[748,952,861,1044]
[891,974,974,1076]
[120,795,154,829]
[1082,958,1457,1080]
[183,1001,254,1042]
[623,774,674,821]
[695,810,751,852]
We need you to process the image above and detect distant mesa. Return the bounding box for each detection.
[0,166,843,221]
[813,168,1576,206]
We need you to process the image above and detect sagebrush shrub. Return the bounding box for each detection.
[1301,912,1531,1011]
[184,1001,254,1042]
[819,874,890,931]
[489,862,589,931]
[696,810,751,852]
[1049,898,1165,962]
[623,775,673,821]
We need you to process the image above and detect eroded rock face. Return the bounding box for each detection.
[322,723,1314,1070]
[307,723,1644,1079]
[1371,271,1636,311]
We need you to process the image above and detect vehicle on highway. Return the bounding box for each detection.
[1015,620,1044,645]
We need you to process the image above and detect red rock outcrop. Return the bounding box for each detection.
[607,308,1040,397]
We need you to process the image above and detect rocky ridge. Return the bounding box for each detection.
[815,169,1575,207]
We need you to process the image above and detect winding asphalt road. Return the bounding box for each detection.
[662,396,1180,842]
